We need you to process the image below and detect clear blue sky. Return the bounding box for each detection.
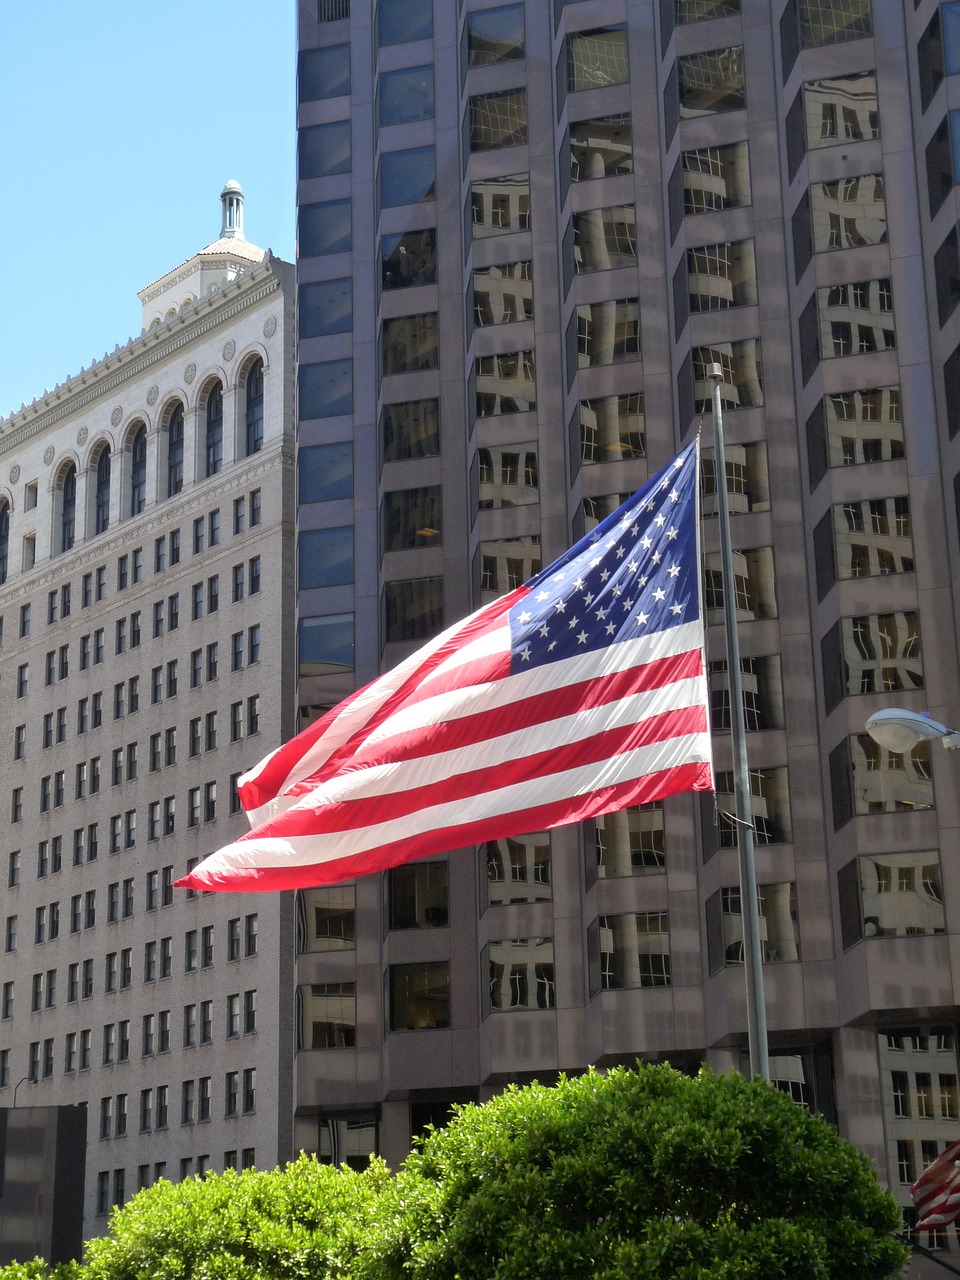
[0,1,296,420]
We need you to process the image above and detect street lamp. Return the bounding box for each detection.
[864,708,960,753]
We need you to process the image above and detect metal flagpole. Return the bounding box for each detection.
[706,363,770,1082]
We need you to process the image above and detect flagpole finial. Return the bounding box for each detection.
[706,362,724,381]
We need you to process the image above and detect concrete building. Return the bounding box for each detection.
[294,0,960,1263]
[0,184,297,1242]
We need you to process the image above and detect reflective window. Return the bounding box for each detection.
[245,359,264,456]
[579,392,644,464]
[599,913,670,989]
[166,404,184,498]
[678,47,745,117]
[477,444,539,509]
[475,350,536,415]
[799,0,871,48]
[469,89,527,151]
[570,114,632,181]
[298,44,350,101]
[380,146,436,207]
[298,527,354,588]
[675,0,740,19]
[379,0,432,45]
[947,2,960,73]
[299,121,351,179]
[478,537,541,603]
[593,805,664,877]
[473,260,533,325]
[471,173,530,238]
[300,359,353,419]
[298,614,354,677]
[299,886,355,952]
[811,173,886,252]
[484,833,551,903]
[205,384,223,478]
[831,735,933,826]
[0,503,7,584]
[388,862,448,929]
[707,883,800,972]
[709,656,784,733]
[576,297,641,366]
[299,442,352,505]
[60,465,77,553]
[682,141,751,214]
[300,200,352,257]
[489,939,555,1010]
[837,611,923,697]
[95,448,111,534]
[383,577,443,643]
[301,982,355,1048]
[315,1116,377,1172]
[130,425,147,517]
[382,487,442,550]
[581,493,631,532]
[467,4,524,66]
[566,26,629,92]
[820,386,903,467]
[687,240,757,311]
[703,546,778,622]
[700,441,770,515]
[803,73,879,151]
[300,278,352,339]
[693,339,764,412]
[382,399,440,461]
[846,852,944,944]
[379,65,434,125]
[389,962,450,1030]
[573,205,636,272]
[712,767,791,848]
[832,496,914,580]
[382,313,439,375]
[382,228,436,290]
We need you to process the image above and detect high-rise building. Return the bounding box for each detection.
[0,184,297,1240]
[295,0,960,1263]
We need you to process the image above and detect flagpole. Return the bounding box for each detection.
[706,363,770,1082]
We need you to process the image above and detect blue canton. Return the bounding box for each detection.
[508,444,701,674]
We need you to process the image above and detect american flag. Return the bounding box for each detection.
[176,442,713,893]
[911,1138,960,1230]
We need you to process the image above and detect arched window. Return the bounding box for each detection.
[167,404,184,498]
[61,465,77,553]
[205,384,223,478]
[0,502,8,585]
[95,449,111,534]
[130,425,147,517]
[245,359,264,456]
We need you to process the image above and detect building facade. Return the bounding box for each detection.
[0,185,297,1240]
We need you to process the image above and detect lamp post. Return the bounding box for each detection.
[706,363,770,1082]
[864,708,960,753]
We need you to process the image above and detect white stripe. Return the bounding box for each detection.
[201,730,712,874]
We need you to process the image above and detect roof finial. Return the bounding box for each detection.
[220,180,244,239]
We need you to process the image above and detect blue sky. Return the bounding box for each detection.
[0,1,296,419]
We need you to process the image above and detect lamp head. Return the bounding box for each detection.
[864,708,954,753]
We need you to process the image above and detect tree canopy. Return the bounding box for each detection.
[1,1064,908,1280]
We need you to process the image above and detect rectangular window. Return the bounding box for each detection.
[566,25,628,91]
[389,962,450,1030]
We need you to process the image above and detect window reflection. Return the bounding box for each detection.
[485,833,551,904]
[475,350,536,415]
[579,393,645,463]
[298,886,356,953]
[382,399,440,461]
[479,537,541,603]
[489,938,555,1010]
[573,206,636,273]
[811,173,886,252]
[675,0,740,20]
[300,279,352,338]
[299,441,353,504]
[299,122,351,179]
[818,278,895,357]
[570,114,633,182]
[389,962,450,1030]
[708,883,800,971]
[315,1117,377,1172]
[824,386,903,466]
[593,804,664,877]
[382,313,439,375]
[389,861,448,929]
[709,656,785,733]
[473,261,533,325]
[576,297,641,366]
[381,228,437,290]
[380,146,436,208]
[703,546,778,622]
[687,240,757,311]
[566,26,629,92]
[301,982,356,1049]
[700,442,770,515]
[582,493,631,532]
[803,72,879,151]
[467,4,525,66]
[682,141,751,214]
[469,89,527,151]
[693,339,763,412]
[298,614,354,678]
[840,611,923,696]
[678,46,745,117]
[799,0,871,48]
[300,200,352,258]
[856,852,945,939]
[382,487,442,551]
[298,45,350,102]
[379,65,434,126]
[848,735,934,818]
[384,577,444,644]
[599,913,670,988]
[832,496,913,580]
[471,174,530,238]
[478,443,539,509]
[713,767,791,847]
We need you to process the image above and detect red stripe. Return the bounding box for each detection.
[250,704,708,841]
[180,761,713,893]
[283,648,704,797]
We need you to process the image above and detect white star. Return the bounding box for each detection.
[628,560,639,573]
[659,479,670,491]
[519,646,532,661]
[638,575,648,587]
[536,591,550,602]
[554,599,566,613]
[670,603,683,615]
[669,488,680,503]
[568,616,580,629]
[518,610,532,623]
[605,622,616,635]
[651,552,662,564]
[590,556,602,568]
[538,624,550,638]
[641,536,652,550]
[612,584,622,596]
[548,640,557,651]
[573,577,584,591]
[673,457,684,469]
[666,527,678,541]
[668,564,681,578]
[652,587,666,601]
[616,546,626,558]
[631,523,639,535]
[583,591,595,606]
[576,630,588,645]
[622,598,635,611]
[595,606,608,620]
[643,499,655,512]
[599,569,610,582]
[654,513,666,528]
[635,611,649,626]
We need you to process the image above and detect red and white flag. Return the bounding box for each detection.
[176,442,713,893]
[911,1138,960,1230]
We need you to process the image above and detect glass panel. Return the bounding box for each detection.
[799,0,871,48]
[475,350,536,415]
[299,121,351,179]
[382,487,442,550]
[824,387,903,466]
[703,546,777,621]
[477,444,539,509]
[678,46,745,117]
[316,1117,377,1172]
[298,527,354,588]
[579,392,645,463]
[388,862,449,928]
[576,298,641,367]
[573,205,636,272]
[382,313,439,374]
[811,174,886,252]
[582,493,631,532]
[485,832,551,903]
[471,173,530,239]
[298,45,350,101]
[473,261,533,325]
[803,73,879,151]
[713,767,791,846]
[469,89,528,150]
[682,141,751,214]
[478,537,541,603]
[709,656,785,732]
[379,65,434,126]
[299,442,353,504]
[300,360,353,419]
[566,26,629,92]
[382,399,440,461]
[389,962,450,1030]
[300,200,352,257]
[848,734,934,817]
[384,578,444,643]
[467,4,525,66]
[720,883,800,963]
[947,2,960,73]
[700,442,770,515]
[379,0,432,44]
[839,611,923,697]
[489,939,555,1009]
[599,913,671,988]
[832,496,913,580]
[675,0,740,20]
[298,614,354,677]
[570,114,633,181]
[382,228,437,290]
[300,279,352,338]
[301,886,356,951]
[687,240,757,311]
[693,339,763,411]
[380,146,436,208]
[302,982,356,1048]
[858,852,945,938]
[594,805,664,877]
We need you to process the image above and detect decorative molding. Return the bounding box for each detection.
[9,464,20,484]
[139,262,201,305]
[43,445,55,465]
[263,316,277,338]
[146,385,159,406]
[110,406,123,427]
[184,363,197,385]
[223,340,236,362]
[77,426,88,446]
